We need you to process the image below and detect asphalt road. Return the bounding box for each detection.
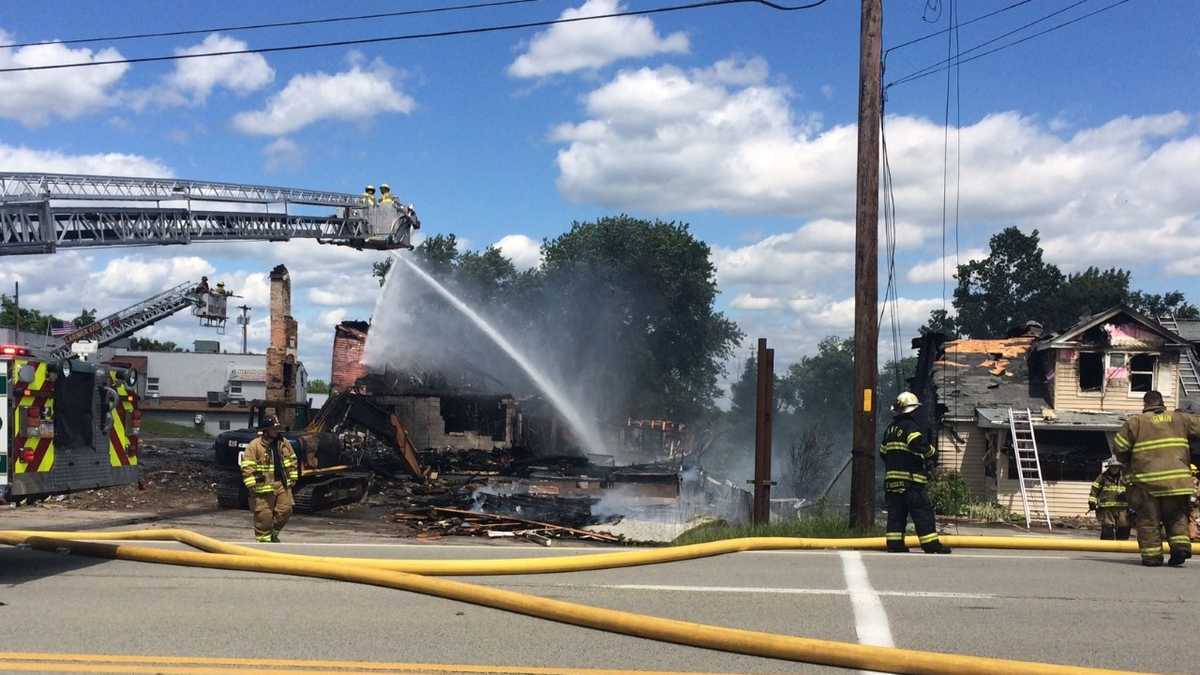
[2,532,1197,674]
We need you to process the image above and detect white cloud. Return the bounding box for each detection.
[0,28,128,126]
[730,294,780,310]
[494,234,542,271]
[167,34,274,103]
[905,248,987,284]
[0,143,172,177]
[508,0,688,78]
[820,84,833,100]
[263,138,303,173]
[232,58,414,136]
[552,59,1200,253]
[808,297,944,330]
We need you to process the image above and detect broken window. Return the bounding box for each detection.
[1078,352,1103,392]
[1005,430,1109,481]
[1129,354,1156,393]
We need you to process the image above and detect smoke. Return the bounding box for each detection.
[363,255,634,458]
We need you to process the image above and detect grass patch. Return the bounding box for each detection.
[673,510,883,546]
[140,418,213,439]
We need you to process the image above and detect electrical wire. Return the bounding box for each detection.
[887,0,1136,88]
[0,0,829,74]
[883,0,1033,57]
[0,0,540,50]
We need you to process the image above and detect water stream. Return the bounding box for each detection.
[368,254,606,453]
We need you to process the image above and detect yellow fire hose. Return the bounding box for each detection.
[0,527,1180,576]
[0,531,1145,675]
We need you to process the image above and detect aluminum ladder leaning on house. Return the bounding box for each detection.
[1157,313,1200,396]
[1007,408,1052,530]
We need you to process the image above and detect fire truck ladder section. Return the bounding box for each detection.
[1157,313,1200,396]
[0,172,420,256]
[1007,408,1052,530]
[46,280,223,361]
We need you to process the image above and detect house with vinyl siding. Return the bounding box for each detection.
[918,306,1200,518]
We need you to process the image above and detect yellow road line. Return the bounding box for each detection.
[0,653,741,675]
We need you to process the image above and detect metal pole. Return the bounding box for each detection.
[238,304,251,354]
[14,281,20,338]
[752,338,776,525]
[850,0,883,529]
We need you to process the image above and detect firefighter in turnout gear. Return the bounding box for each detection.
[880,392,951,554]
[1088,459,1131,541]
[1112,391,1200,566]
[362,184,377,207]
[240,415,299,543]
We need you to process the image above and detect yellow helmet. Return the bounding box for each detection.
[893,391,920,414]
[1191,463,1198,477]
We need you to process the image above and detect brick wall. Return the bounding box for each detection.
[331,321,369,393]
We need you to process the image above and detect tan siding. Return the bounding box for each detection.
[997,480,1093,517]
[1052,349,1179,413]
[937,423,991,499]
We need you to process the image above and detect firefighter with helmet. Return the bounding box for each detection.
[362,184,377,207]
[380,183,394,204]
[239,415,299,543]
[1088,459,1131,540]
[1112,390,1200,566]
[880,392,952,553]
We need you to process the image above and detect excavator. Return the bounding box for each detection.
[212,391,427,513]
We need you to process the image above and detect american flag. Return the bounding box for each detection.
[50,320,77,337]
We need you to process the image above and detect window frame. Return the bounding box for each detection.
[1126,353,1157,398]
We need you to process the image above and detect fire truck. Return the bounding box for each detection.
[0,345,140,502]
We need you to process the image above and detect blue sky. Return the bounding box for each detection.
[0,0,1197,386]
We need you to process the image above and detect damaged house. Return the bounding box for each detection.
[920,306,1200,517]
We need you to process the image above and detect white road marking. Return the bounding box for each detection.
[840,551,895,648]
[581,584,994,599]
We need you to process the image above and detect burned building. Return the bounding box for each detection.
[921,306,1200,517]
[265,264,300,426]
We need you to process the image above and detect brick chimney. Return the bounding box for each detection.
[266,264,299,426]
[331,320,369,394]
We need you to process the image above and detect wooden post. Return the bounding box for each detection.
[849,0,883,529]
[752,338,775,525]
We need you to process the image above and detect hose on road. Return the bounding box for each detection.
[0,527,1176,576]
[0,531,1142,675]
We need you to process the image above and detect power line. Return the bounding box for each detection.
[887,0,1136,88]
[884,0,1032,58]
[893,0,1097,85]
[0,0,539,50]
[0,0,829,74]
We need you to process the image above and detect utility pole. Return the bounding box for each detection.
[237,304,251,354]
[751,338,775,525]
[849,0,883,529]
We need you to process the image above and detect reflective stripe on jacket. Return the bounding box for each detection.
[1088,470,1128,509]
[240,435,299,495]
[1113,409,1200,498]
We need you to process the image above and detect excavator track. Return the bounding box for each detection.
[292,472,371,514]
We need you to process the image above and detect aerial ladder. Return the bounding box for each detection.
[0,172,419,256]
[45,280,228,362]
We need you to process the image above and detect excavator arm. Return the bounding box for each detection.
[307,392,426,480]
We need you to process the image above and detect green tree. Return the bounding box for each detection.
[923,226,1198,336]
[1127,290,1200,319]
[306,379,331,394]
[539,216,743,421]
[951,227,1064,337]
[128,337,181,352]
[0,294,53,334]
[1054,267,1131,323]
[72,308,97,326]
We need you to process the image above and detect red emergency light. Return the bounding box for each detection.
[0,345,31,356]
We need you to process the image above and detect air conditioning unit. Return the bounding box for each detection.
[206,391,226,406]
